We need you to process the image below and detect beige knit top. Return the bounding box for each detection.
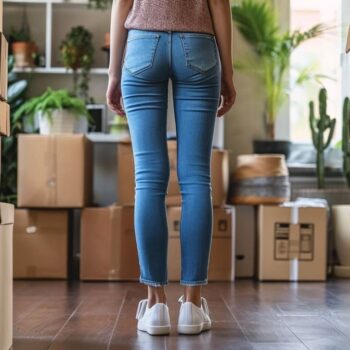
[124,0,215,35]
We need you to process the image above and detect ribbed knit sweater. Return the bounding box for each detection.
[124,0,215,35]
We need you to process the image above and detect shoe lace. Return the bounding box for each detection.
[201,297,210,317]
[135,299,148,320]
[178,295,210,316]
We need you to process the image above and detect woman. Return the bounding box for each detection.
[106,0,236,336]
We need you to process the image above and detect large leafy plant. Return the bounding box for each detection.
[0,55,29,204]
[14,88,94,127]
[231,0,327,140]
[59,26,94,103]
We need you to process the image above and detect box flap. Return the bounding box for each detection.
[0,202,15,224]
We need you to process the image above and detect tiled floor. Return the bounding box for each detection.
[12,279,350,350]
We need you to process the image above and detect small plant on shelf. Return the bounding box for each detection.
[9,7,37,68]
[13,88,95,134]
[342,97,350,188]
[59,26,94,104]
[309,88,336,189]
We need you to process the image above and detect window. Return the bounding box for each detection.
[289,0,342,144]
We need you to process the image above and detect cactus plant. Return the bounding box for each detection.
[309,88,336,189]
[342,97,350,187]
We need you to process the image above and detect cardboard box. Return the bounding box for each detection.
[0,32,8,101]
[167,205,235,281]
[235,205,256,278]
[13,209,68,278]
[117,140,229,207]
[80,205,139,280]
[17,134,93,208]
[346,25,350,54]
[0,202,14,350]
[258,204,328,281]
[0,100,10,136]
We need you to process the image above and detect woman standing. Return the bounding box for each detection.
[106,0,236,336]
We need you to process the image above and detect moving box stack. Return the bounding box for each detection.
[0,8,14,350]
[229,153,329,281]
[80,139,235,282]
[15,134,93,279]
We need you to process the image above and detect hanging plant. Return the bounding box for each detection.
[59,25,94,103]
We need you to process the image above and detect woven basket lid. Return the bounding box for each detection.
[234,154,289,180]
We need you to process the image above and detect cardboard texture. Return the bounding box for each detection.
[167,205,235,281]
[80,205,139,281]
[0,100,10,136]
[17,134,93,208]
[235,205,256,278]
[346,25,350,54]
[0,32,7,101]
[13,209,68,278]
[0,202,14,350]
[117,140,230,207]
[258,205,327,281]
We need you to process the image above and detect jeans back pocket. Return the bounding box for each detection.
[179,33,219,74]
[124,33,160,76]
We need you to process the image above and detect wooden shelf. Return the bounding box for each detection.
[13,67,108,75]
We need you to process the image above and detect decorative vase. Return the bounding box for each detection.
[332,205,350,278]
[37,109,88,135]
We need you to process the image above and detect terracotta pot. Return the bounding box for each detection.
[11,41,36,67]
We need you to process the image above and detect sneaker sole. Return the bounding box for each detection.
[138,324,171,335]
[177,322,211,335]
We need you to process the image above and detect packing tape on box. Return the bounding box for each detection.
[282,197,329,281]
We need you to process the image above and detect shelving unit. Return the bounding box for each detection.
[3,0,110,75]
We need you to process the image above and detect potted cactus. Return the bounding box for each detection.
[309,88,336,189]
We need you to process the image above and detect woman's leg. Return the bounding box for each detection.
[171,32,221,304]
[121,31,170,305]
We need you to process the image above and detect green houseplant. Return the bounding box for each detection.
[0,55,29,204]
[59,26,94,103]
[309,88,336,189]
[231,0,327,155]
[14,88,95,134]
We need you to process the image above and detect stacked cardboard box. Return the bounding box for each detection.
[80,205,139,280]
[117,139,230,207]
[0,202,14,350]
[15,134,93,279]
[258,203,328,281]
[80,139,234,282]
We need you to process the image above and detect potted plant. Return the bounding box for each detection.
[59,26,94,103]
[0,55,29,205]
[231,0,327,158]
[13,88,95,135]
[9,10,37,68]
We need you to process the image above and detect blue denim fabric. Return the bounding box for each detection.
[120,29,221,287]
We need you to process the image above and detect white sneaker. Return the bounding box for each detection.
[177,295,212,334]
[135,299,171,335]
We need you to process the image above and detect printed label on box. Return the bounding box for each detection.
[274,222,314,261]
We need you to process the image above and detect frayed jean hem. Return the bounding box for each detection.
[180,278,209,286]
[139,277,169,287]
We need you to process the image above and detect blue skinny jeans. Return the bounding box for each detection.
[120,29,221,287]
